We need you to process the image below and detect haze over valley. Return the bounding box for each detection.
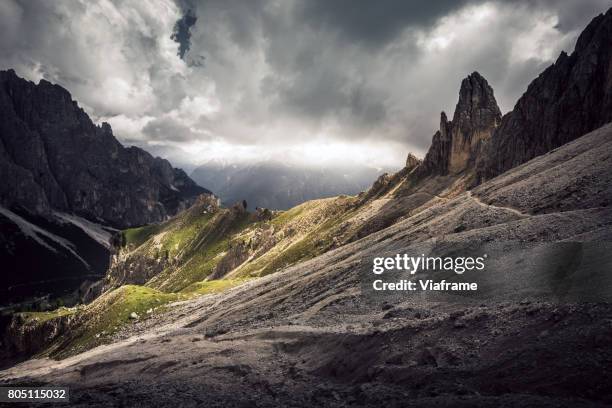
[190,160,395,210]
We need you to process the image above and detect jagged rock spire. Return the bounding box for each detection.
[453,72,501,126]
[405,153,422,170]
[416,72,501,177]
[477,8,612,182]
[448,72,501,173]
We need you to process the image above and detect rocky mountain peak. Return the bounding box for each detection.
[440,111,449,125]
[452,71,500,128]
[0,70,210,228]
[405,153,421,170]
[476,8,612,182]
[416,72,501,177]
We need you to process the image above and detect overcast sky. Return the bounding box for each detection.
[0,0,609,170]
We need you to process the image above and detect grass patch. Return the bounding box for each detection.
[157,213,215,257]
[234,199,356,277]
[254,231,325,276]
[148,211,254,292]
[181,279,249,295]
[19,307,76,324]
[121,206,216,253]
[28,280,249,360]
[49,285,185,359]
[153,239,228,292]
[270,204,308,228]
[123,224,162,248]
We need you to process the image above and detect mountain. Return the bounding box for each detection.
[0,70,210,307]
[476,9,612,182]
[191,160,393,210]
[0,69,210,228]
[416,9,612,185]
[4,119,611,407]
[416,72,501,177]
[1,8,612,407]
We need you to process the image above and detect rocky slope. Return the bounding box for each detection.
[105,192,360,291]
[2,120,610,407]
[0,69,209,228]
[477,8,612,182]
[1,9,611,406]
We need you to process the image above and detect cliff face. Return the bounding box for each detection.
[477,9,612,182]
[1,311,75,361]
[0,69,209,228]
[417,72,501,177]
[411,8,612,184]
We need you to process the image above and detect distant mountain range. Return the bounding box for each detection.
[191,160,395,210]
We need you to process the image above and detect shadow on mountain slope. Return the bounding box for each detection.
[1,119,610,408]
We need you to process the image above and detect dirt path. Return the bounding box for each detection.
[466,191,528,217]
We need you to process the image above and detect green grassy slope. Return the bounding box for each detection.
[17,169,462,359]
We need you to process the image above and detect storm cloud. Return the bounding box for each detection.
[0,0,609,169]
[295,0,473,46]
[172,8,197,59]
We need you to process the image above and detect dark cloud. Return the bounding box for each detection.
[143,117,206,143]
[171,8,197,59]
[187,0,267,49]
[296,0,473,47]
[1,0,609,167]
[295,0,610,48]
[520,0,611,33]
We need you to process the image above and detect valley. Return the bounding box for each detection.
[190,160,394,210]
[2,120,611,406]
[1,6,611,407]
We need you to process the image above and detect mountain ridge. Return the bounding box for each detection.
[1,8,612,406]
[0,69,210,229]
[0,69,210,307]
[476,8,612,182]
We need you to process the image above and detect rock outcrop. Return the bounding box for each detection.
[0,69,209,228]
[405,153,421,171]
[477,9,612,182]
[417,72,501,177]
[360,172,393,202]
[1,311,75,362]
